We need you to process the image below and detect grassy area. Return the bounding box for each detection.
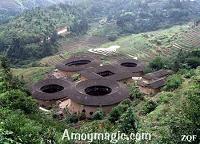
[101,25,189,61]
[11,67,53,85]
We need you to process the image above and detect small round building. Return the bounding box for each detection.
[55,55,100,77]
[65,79,129,117]
[31,78,72,107]
[113,59,144,75]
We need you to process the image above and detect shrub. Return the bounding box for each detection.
[164,74,183,91]
[186,57,200,69]
[107,34,118,41]
[183,69,195,79]
[128,83,143,100]
[118,107,138,134]
[159,92,174,104]
[120,99,132,106]
[149,57,167,70]
[0,90,37,114]
[108,103,129,123]
[71,73,81,81]
[0,108,43,144]
[66,113,79,124]
[92,109,104,120]
[142,100,158,115]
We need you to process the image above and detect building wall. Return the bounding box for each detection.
[37,97,68,108]
[139,86,160,95]
[38,100,56,108]
[67,99,117,118]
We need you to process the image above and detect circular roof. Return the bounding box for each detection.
[68,79,129,106]
[55,56,100,72]
[113,59,144,73]
[31,78,72,101]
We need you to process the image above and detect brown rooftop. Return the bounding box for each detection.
[68,79,129,106]
[138,78,166,89]
[31,78,72,101]
[113,59,145,73]
[143,69,173,80]
[79,64,134,81]
[55,56,100,72]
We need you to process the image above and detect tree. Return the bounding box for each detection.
[108,102,130,123]
[0,56,10,73]
[92,109,104,120]
[118,107,138,134]
[66,113,79,124]
[164,74,183,91]
[149,57,166,71]
[128,83,143,100]
[186,57,200,69]
[142,100,158,115]
[0,90,38,114]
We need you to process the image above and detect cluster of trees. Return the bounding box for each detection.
[78,0,200,37]
[147,50,200,72]
[0,56,77,143]
[0,4,88,65]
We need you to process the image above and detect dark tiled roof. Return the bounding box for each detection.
[79,70,102,80]
[55,56,100,72]
[79,64,134,81]
[143,69,173,80]
[68,79,129,106]
[31,78,72,101]
[148,78,166,89]
[112,59,145,73]
[138,78,166,89]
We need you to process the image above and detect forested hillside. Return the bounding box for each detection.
[1,0,200,65]
[83,0,200,37]
[0,4,88,65]
[0,0,76,23]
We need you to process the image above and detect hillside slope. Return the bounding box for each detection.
[0,0,74,22]
[100,25,189,62]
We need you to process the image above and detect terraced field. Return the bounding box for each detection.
[40,25,197,65]
[100,25,191,62]
[13,24,200,84]
[40,35,108,66]
[173,25,200,52]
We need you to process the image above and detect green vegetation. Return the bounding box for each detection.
[149,56,168,71]
[0,1,200,143]
[128,82,143,101]
[108,100,131,123]
[101,25,188,61]
[80,0,200,36]
[1,0,200,66]
[163,74,183,91]
[142,100,158,115]
[0,56,73,143]
[91,109,104,120]
[0,5,88,65]
[118,107,138,134]
[12,66,53,84]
